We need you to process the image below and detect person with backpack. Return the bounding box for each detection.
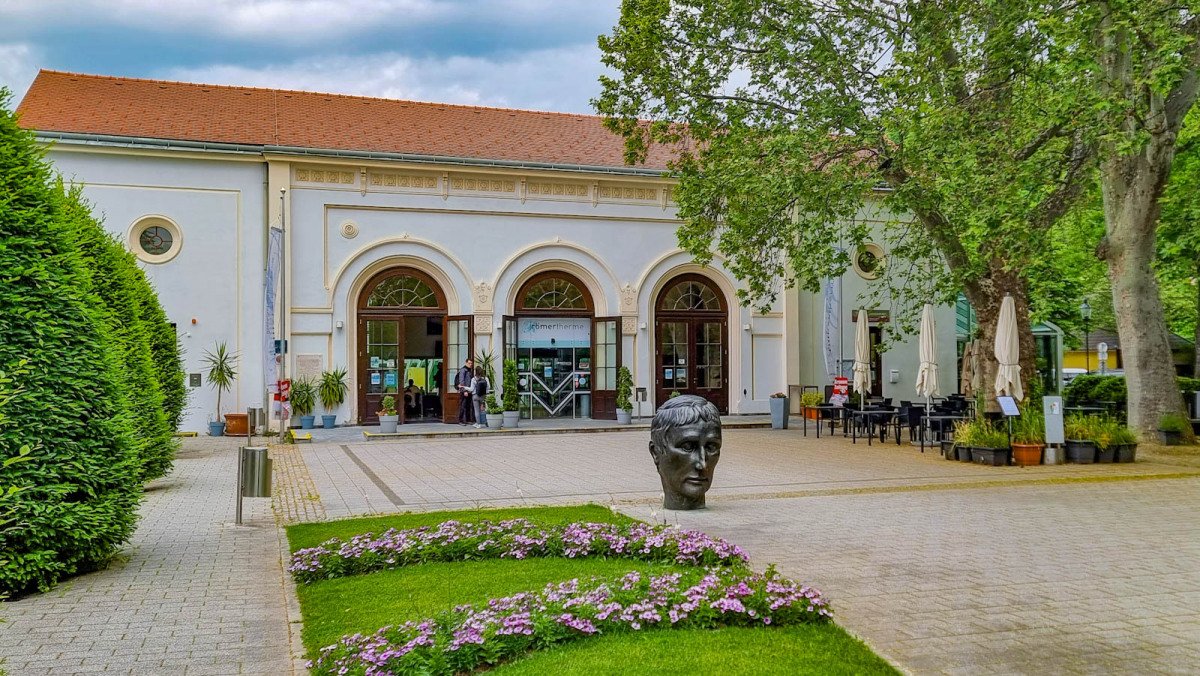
[471,366,490,429]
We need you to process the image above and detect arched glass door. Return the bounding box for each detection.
[655,274,728,413]
[356,268,449,424]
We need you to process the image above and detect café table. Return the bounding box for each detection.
[803,404,845,438]
[850,408,897,446]
[920,414,966,453]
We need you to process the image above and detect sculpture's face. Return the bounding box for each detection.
[650,420,722,510]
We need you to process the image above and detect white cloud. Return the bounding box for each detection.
[163,44,607,113]
[0,43,39,102]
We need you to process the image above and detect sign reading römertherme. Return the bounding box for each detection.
[518,317,591,348]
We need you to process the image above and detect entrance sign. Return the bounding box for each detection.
[518,317,591,348]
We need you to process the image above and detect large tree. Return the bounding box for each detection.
[597,0,1095,406]
[1072,0,1200,436]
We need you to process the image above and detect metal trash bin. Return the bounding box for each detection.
[240,447,272,498]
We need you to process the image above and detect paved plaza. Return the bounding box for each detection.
[2,427,1198,674]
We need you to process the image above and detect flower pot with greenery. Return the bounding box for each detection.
[1108,422,1138,463]
[1010,408,1045,466]
[800,391,823,419]
[951,419,976,462]
[1158,413,1189,446]
[615,365,633,424]
[1093,417,1117,463]
[502,359,521,428]
[968,419,1010,466]
[769,392,789,429]
[377,395,399,433]
[202,341,237,436]
[291,377,317,429]
[485,393,504,429]
[1064,414,1097,463]
[318,367,348,429]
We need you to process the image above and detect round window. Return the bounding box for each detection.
[853,243,886,280]
[129,217,182,264]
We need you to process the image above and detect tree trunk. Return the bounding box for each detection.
[1194,264,1199,377]
[1099,151,1192,439]
[963,266,1038,412]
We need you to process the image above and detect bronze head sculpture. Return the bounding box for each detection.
[649,394,722,510]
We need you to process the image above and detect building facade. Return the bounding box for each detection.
[18,71,959,432]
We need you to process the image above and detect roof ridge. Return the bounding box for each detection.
[35,69,608,121]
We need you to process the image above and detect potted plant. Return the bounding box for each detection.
[1064,414,1097,463]
[378,395,399,433]
[502,359,521,429]
[969,418,1010,466]
[615,365,634,424]
[769,392,789,429]
[318,367,348,429]
[669,390,682,399]
[291,378,317,429]
[1093,418,1116,463]
[485,392,504,429]
[951,419,976,462]
[201,341,237,436]
[800,391,823,419]
[1010,408,1045,466]
[1109,422,1138,463]
[1158,413,1189,446]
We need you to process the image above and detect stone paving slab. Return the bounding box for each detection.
[296,428,1197,518]
[0,438,297,676]
[618,478,1200,675]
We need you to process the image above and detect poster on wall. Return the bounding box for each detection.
[370,356,381,368]
[664,368,674,380]
[385,372,397,388]
[371,372,381,386]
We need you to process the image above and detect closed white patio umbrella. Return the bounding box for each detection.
[994,295,1024,401]
[915,303,939,414]
[852,309,871,409]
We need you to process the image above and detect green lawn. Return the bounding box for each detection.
[287,505,895,674]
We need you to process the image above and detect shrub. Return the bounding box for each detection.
[953,418,1007,448]
[1064,414,1093,441]
[1012,407,1045,445]
[133,276,186,431]
[379,396,397,416]
[60,184,175,481]
[615,366,633,411]
[502,359,520,412]
[1158,413,1191,434]
[485,393,502,415]
[800,392,824,406]
[310,567,830,676]
[0,95,141,594]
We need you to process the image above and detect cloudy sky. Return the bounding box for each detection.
[0,0,621,114]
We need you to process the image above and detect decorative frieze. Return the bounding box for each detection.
[526,181,590,199]
[368,172,438,190]
[450,177,516,193]
[295,167,356,185]
[599,185,658,201]
[622,316,639,336]
[473,314,493,335]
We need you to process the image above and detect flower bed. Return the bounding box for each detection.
[310,567,829,675]
[289,519,749,583]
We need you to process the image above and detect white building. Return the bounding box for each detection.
[17,71,958,432]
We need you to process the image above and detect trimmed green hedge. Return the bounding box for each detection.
[1064,374,1200,410]
[61,185,177,480]
[0,95,142,594]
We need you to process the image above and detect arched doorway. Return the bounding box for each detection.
[505,271,619,419]
[356,267,464,425]
[654,274,729,413]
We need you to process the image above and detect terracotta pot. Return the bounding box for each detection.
[1010,443,1043,466]
[804,408,821,420]
[224,412,248,436]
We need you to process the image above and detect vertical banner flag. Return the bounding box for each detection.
[264,226,283,401]
[821,277,841,381]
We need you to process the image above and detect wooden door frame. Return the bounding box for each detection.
[653,274,730,413]
[442,315,475,424]
[590,316,621,420]
[356,316,405,425]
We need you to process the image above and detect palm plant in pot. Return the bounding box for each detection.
[318,368,348,429]
[290,377,317,430]
[502,359,521,428]
[615,365,633,424]
[378,395,399,433]
[201,341,237,436]
[1010,407,1045,466]
[1064,414,1097,463]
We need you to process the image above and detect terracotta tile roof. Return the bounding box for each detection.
[16,70,677,171]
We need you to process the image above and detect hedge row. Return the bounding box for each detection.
[1064,374,1200,411]
[0,93,184,594]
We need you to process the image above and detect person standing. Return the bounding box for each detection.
[471,366,489,429]
[454,357,475,425]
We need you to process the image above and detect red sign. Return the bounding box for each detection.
[275,379,291,401]
[832,376,849,397]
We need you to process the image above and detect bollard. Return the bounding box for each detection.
[235,446,271,525]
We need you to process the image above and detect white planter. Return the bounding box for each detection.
[487,415,504,430]
[502,411,520,428]
[378,414,399,434]
[616,409,632,424]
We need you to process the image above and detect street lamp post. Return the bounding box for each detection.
[1080,299,1092,375]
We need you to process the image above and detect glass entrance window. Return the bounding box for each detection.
[660,321,688,390]
[366,320,400,397]
[696,321,724,389]
[519,346,591,418]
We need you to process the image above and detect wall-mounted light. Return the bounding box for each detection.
[742,323,752,332]
[335,320,344,330]
[639,322,647,330]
